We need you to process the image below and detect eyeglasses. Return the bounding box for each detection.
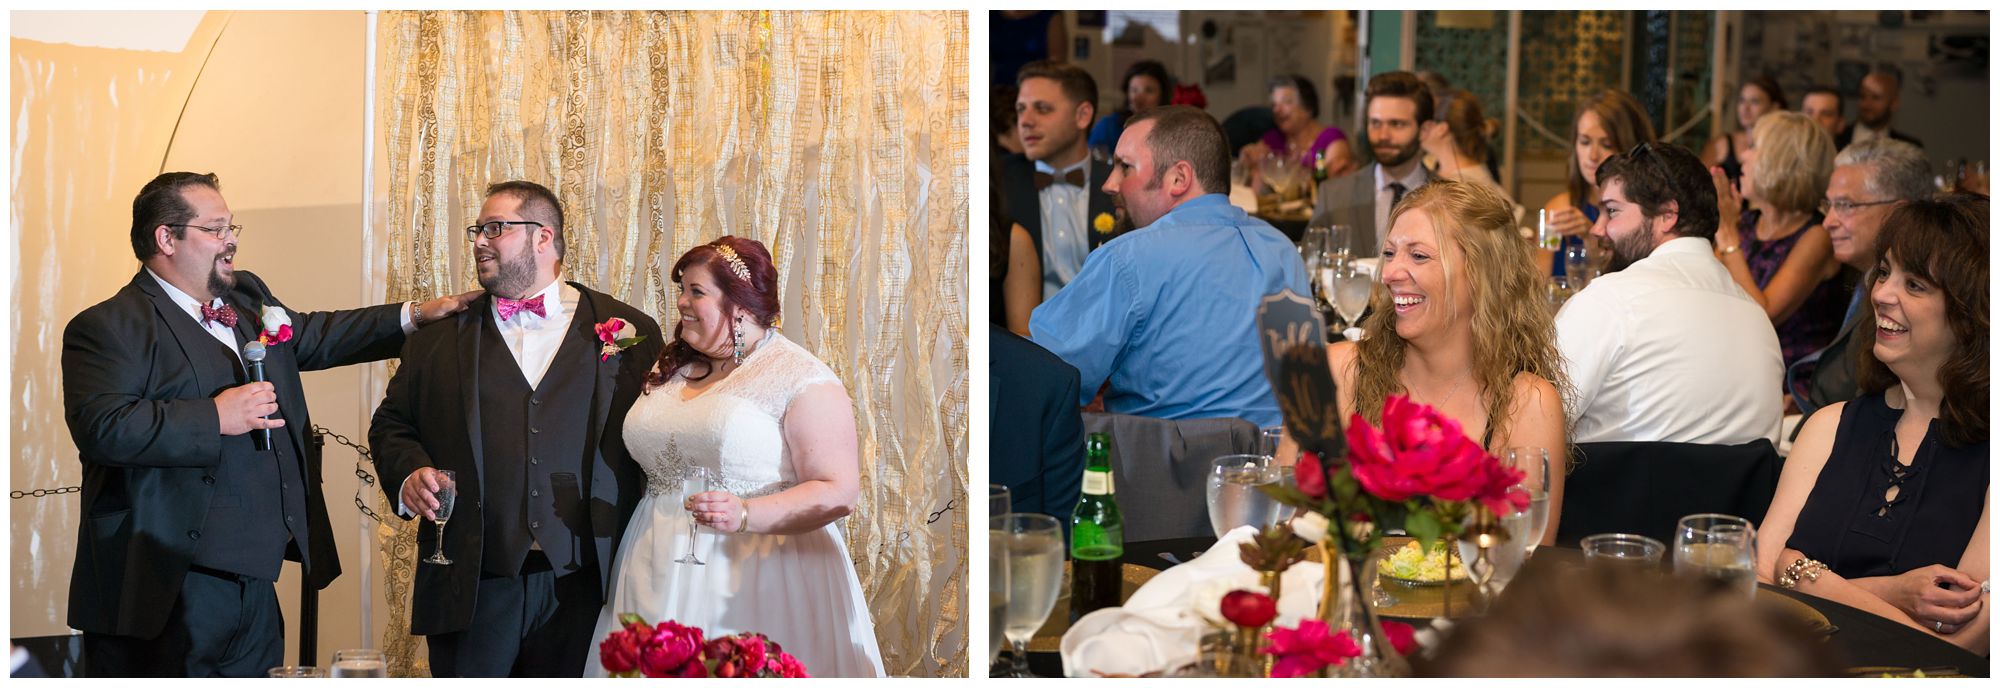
[464,220,544,242]
[168,223,244,239]
[1818,198,1897,217]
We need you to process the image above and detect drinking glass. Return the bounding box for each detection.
[1674,513,1758,599]
[268,666,326,678]
[988,528,1010,672]
[422,469,457,565]
[994,513,1064,677]
[1563,242,1591,289]
[1455,506,1531,591]
[989,484,1011,518]
[1582,533,1665,569]
[1503,447,1551,554]
[1206,455,1284,539]
[1535,209,1562,251]
[1259,426,1285,460]
[1301,225,1331,265]
[1313,258,1339,315]
[1327,224,1353,265]
[331,649,387,678]
[1547,275,1573,310]
[675,466,723,565]
[1330,261,1372,332]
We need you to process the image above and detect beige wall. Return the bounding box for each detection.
[10,10,384,666]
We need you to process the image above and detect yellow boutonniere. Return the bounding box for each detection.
[1092,212,1115,235]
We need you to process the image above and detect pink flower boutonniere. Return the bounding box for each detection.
[596,317,646,361]
[258,306,293,346]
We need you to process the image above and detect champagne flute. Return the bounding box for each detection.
[988,529,1010,672]
[675,466,723,565]
[422,469,457,565]
[1674,513,1758,599]
[1503,447,1551,554]
[995,513,1064,677]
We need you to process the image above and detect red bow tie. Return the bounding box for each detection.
[200,303,237,328]
[495,294,547,321]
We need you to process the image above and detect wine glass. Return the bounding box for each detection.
[1330,261,1372,333]
[1206,455,1283,539]
[1503,447,1551,554]
[988,528,1010,673]
[1301,225,1331,265]
[1327,224,1354,265]
[1259,426,1285,460]
[995,513,1064,677]
[675,466,723,565]
[422,469,457,565]
[331,649,387,678]
[1674,513,1757,599]
[1563,242,1591,289]
[1547,275,1573,310]
[990,483,1012,518]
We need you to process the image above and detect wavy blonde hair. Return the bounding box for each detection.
[1351,180,1573,453]
[1748,110,1835,216]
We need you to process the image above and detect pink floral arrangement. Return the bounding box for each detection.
[598,614,808,678]
[1262,618,1418,678]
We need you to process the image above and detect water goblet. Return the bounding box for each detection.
[331,649,387,678]
[422,469,457,565]
[990,483,1011,518]
[1206,455,1283,539]
[268,666,326,678]
[995,513,1064,677]
[1503,447,1551,554]
[1674,513,1758,599]
[988,528,1010,672]
[1330,261,1372,333]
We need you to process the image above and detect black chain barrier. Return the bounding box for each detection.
[10,486,79,499]
[313,425,385,524]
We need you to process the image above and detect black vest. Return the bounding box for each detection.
[476,306,599,578]
[187,337,309,581]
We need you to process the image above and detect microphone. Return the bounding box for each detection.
[242,341,272,451]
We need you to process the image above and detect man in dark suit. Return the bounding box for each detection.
[61,172,470,677]
[1834,70,1924,151]
[1001,60,1121,304]
[1309,71,1435,258]
[370,180,664,677]
[988,325,1084,524]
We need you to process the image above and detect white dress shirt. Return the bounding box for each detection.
[1849,121,1886,146]
[1374,162,1429,249]
[492,279,580,389]
[1037,156,1093,300]
[1555,237,1784,446]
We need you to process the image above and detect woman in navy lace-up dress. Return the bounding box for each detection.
[1755,195,1989,655]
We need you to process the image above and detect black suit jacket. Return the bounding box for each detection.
[369,284,663,635]
[988,327,1084,524]
[62,269,407,637]
[1833,125,1923,151]
[999,152,1122,271]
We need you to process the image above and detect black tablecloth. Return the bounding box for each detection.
[1010,536,1987,677]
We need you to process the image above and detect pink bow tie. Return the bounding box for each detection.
[495,294,546,321]
[200,303,237,328]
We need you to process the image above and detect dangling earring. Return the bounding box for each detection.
[732,314,746,365]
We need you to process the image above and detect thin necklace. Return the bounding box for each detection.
[1420,374,1471,409]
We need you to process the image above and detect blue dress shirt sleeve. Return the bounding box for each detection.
[1029,247,1139,407]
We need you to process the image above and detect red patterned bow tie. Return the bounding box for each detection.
[495,294,547,321]
[199,303,237,328]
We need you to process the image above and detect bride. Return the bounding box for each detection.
[589,236,885,677]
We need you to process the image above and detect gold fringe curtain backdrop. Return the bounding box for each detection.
[373,10,968,677]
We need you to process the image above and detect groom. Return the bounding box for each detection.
[370,181,664,677]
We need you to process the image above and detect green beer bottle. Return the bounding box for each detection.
[1069,432,1124,622]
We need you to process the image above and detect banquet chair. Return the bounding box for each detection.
[1080,412,1262,542]
[1554,439,1783,546]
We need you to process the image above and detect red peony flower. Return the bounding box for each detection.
[599,627,642,675]
[1219,589,1278,628]
[776,652,810,678]
[1344,396,1496,503]
[1381,620,1418,656]
[1296,450,1328,499]
[1262,619,1361,678]
[1469,458,1530,517]
[638,620,704,677]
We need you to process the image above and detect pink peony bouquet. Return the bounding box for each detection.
[1262,618,1418,678]
[599,614,809,678]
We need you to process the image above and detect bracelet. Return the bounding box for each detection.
[1778,557,1827,589]
[735,501,751,534]
[1718,244,1741,256]
[409,301,427,327]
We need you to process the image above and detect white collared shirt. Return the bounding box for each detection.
[1849,122,1886,145]
[1373,162,1428,248]
[147,268,244,365]
[491,279,580,389]
[1037,155,1092,300]
[1555,237,1784,446]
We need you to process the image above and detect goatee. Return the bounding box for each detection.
[478,247,538,299]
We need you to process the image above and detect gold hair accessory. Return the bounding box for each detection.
[712,242,752,283]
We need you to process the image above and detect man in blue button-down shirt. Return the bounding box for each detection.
[1029,106,1310,428]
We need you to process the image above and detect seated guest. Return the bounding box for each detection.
[1030,106,1309,427]
[1087,60,1172,154]
[989,325,1086,524]
[1421,562,1845,676]
[992,184,1038,336]
[1799,84,1846,141]
[1240,74,1356,187]
[1713,111,1845,373]
[1756,194,1988,654]
[1541,90,1656,278]
[1326,180,1569,543]
[1003,61,1119,301]
[1309,71,1434,258]
[1838,69,1923,150]
[1556,143,1783,445]
[1701,76,1786,185]
[1791,138,1933,417]
[1420,91,1509,202]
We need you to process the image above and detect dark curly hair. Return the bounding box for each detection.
[647,235,781,387]
[1854,194,1989,447]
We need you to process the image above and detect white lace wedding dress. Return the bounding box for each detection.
[588,330,885,677]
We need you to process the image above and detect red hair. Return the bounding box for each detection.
[648,235,781,387]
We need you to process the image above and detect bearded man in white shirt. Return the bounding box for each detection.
[1556,143,1783,446]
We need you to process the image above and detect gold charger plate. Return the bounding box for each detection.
[1027,562,1163,652]
[1369,537,1480,619]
